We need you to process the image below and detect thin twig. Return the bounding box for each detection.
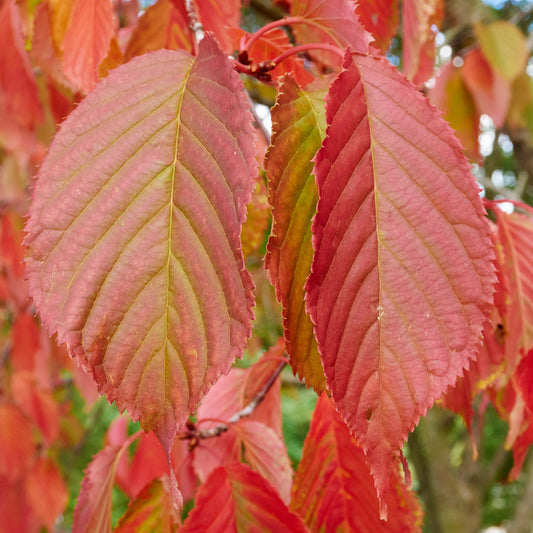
[178,360,287,443]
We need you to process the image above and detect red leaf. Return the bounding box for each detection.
[115,478,181,533]
[265,75,327,392]
[111,429,169,499]
[11,313,40,372]
[194,0,242,52]
[235,420,293,503]
[11,371,60,443]
[125,0,194,59]
[0,479,40,533]
[62,0,115,92]
[168,0,242,52]
[491,207,533,370]
[306,52,494,505]
[402,0,443,85]
[291,394,422,531]
[356,0,399,52]
[290,0,371,65]
[73,436,140,533]
[462,48,511,129]
[515,348,533,412]
[180,463,309,532]
[25,37,256,451]
[25,457,68,531]
[0,404,35,482]
[0,0,44,130]
[229,28,313,86]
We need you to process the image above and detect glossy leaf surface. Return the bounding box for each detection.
[306,51,494,502]
[180,463,309,532]
[265,75,327,392]
[25,37,256,450]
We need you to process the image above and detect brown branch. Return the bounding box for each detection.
[178,360,287,445]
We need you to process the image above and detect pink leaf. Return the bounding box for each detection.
[235,420,293,504]
[62,0,115,92]
[290,0,371,65]
[25,36,256,452]
[306,52,494,507]
[73,444,128,533]
[180,463,309,532]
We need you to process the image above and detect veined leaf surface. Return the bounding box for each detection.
[306,52,494,502]
[62,0,115,92]
[265,75,327,392]
[492,207,533,369]
[290,394,422,531]
[180,463,309,532]
[25,37,256,449]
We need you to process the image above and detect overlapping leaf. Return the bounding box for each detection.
[229,28,313,86]
[193,352,283,481]
[402,0,443,85]
[0,0,44,130]
[265,75,327,392]
[429,62,479,158]
[462,48,511,129]
[180,464,309,532]
[290,0,371,63]
[306,52,494,503]
[169,0,241,52]
[491,207,533,369]
[125,0,194,59]
[235,420,293,504]
[25,458,68,532]
[0,404,35,482]
[25,37,257,451]
[115,479,180,533]
[475,21,528,82]
[73,441,134,533]
[291,394,422,531]
[62,0,115,92]
[356,0,399,52]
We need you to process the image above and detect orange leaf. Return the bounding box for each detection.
[62,0,115,92]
